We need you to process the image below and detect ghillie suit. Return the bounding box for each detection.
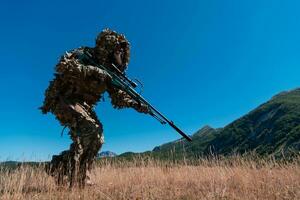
[41,29,148,187]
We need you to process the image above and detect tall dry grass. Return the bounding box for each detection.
[1,156,300,200]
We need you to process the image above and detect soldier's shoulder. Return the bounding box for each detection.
[55,46,96,72]
[62,46,92,57]
[72,46,93,54]
[56,47,94,64]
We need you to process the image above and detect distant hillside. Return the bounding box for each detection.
[0,161,20,168]
[119,88,300,159]
[98,151,117,158]
[208,88,300,157]
[0,161,41,169]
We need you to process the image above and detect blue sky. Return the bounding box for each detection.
[0,0,299,161]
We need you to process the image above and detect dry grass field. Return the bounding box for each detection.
[1,156,300,200]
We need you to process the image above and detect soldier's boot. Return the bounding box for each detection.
[85,170,94,186]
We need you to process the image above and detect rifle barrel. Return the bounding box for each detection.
[125,84,192,142]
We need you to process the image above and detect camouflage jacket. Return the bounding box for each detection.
[41,47,142,114]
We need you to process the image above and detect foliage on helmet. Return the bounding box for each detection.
[95,28,130,69]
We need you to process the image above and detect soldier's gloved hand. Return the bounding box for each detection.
[137,103,150,114]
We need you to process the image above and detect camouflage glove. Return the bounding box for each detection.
[136,102,150,114]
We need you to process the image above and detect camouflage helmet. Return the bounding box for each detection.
[95,28,130,71]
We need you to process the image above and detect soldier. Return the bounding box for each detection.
[40,28,149,187]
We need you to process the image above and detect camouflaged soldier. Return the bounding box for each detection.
[40,29,149,187]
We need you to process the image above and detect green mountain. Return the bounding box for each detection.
[208,88,300,157]
[119,88,300,159]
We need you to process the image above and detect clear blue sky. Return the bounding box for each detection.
[0,0,299,161]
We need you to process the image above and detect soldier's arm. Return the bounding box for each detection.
[107,85,149,113]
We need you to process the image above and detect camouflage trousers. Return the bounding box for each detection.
[48,98,104,187]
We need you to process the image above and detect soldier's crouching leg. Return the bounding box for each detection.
[49,101,103,188]
[72,116,104,187]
